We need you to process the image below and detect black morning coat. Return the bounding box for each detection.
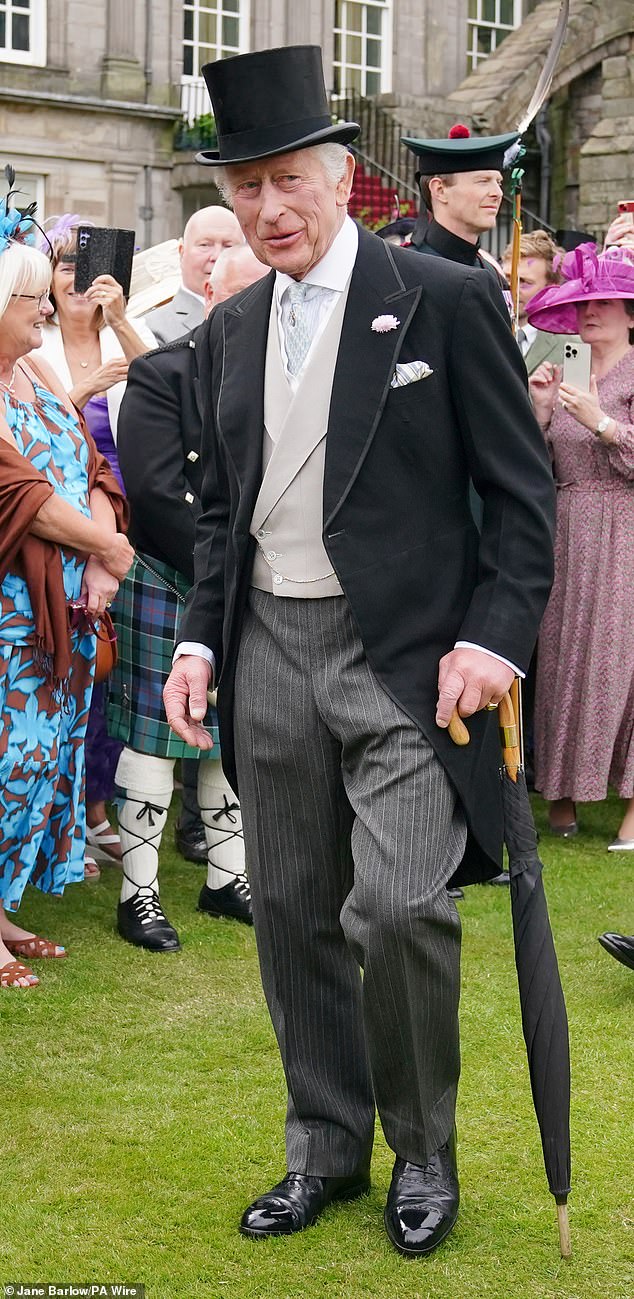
[117,333,205,585]
[179,223,556,886]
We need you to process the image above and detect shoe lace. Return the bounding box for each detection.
[131,887,169,926]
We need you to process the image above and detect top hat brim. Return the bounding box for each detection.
[196,120,360,167]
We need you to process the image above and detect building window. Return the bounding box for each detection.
[0,0,46,66]
[0,166,45,214]
[182,0,250,122]
[467,0,522,73]
[333,0,392,97]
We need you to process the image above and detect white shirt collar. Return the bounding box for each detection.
[180,284,206,307]
[274,216,359,307]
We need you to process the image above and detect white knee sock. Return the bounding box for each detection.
[115,750,175,903]
[198,759,246,890]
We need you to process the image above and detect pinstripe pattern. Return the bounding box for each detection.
[233,590,466,1175]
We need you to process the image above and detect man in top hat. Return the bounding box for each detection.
[402,124,518,303]
[164,45,555,1257]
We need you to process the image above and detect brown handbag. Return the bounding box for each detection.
[94,609,118,684]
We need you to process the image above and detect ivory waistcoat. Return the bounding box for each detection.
[249,282,350,598]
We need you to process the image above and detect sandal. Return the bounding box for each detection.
[0,958,39,988]
[86,819,122,865]
[84,855,101,881]
[5,934,67,959]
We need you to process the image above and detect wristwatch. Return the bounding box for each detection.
[595,414,611,437]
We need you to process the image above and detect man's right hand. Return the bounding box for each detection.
[164,655,214,750]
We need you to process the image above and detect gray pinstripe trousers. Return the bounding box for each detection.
[233,589,466,1175]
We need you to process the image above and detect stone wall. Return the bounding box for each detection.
[0,0,182,248]
[442,0,634,241]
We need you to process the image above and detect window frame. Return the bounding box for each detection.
[466,0,522,74]
[181,0,250,122]
[0,0,47,67]
[333,0,393,98]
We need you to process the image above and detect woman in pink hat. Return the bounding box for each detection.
[528,244,634,848]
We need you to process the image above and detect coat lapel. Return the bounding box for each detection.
[324,227,421,527]
[214,272,275,499]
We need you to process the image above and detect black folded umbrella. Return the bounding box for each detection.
[450,697,572,1256]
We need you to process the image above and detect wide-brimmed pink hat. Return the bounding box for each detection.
[527,242,634,333]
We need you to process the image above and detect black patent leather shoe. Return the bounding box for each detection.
[487,871,510,886]
[598,932,634,971]
[197,877,253,925]
[174,821,208,864]
[384,1134,459,1257]
[240,1170,371,1239]
[117,889,181,952]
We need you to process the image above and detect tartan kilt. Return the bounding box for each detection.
[108,553,218,759]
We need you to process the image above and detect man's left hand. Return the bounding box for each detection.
[436,648,515,728]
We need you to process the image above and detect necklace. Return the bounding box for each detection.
[0,363,17,393]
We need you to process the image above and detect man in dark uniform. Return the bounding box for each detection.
[402,124,519,310]
[404,125,519,886]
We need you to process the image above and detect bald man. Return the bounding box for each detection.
[145,205,244,344]
[109,244,269,951]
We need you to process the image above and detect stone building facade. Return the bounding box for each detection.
[1,2,630,244]
[0,0,183,245]
[446,0,634,240]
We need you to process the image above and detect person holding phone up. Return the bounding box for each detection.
[36,216,156,874]
[527,243,634,848]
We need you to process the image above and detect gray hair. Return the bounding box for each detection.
[214,143,351,209]
[0,242,51,322]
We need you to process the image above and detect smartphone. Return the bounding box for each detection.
[562,340,592,392]
[74,225,135,296]
[617,200,634,227]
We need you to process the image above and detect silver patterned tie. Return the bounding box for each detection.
[284,281,311,376]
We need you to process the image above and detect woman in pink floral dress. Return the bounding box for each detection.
[528,245,634,848]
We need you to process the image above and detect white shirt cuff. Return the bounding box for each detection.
[454,642,524,679]
[173,643,215,680]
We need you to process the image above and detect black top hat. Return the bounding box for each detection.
[196,46,360,167]
[402,124,521,175]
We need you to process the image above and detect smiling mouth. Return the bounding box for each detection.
[265,231,301,244]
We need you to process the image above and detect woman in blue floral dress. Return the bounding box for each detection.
[0,206,132,988]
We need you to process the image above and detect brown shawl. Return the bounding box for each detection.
[0,356,128,691]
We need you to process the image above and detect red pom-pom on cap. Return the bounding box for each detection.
[448,124,471,139]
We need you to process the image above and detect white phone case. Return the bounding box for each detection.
[562,340,592,392]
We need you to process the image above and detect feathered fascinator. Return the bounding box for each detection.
[527,241,634,334]
[41,213,87,258]
[0,164,51,254]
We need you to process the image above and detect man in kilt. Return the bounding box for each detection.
[108,246,267,950]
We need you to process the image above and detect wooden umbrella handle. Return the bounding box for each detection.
[447,691,520,781]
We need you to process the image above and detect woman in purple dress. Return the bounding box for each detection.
[38,216,155,873]
[528,245,634,848]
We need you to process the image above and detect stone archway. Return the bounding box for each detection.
[446,0,634,239]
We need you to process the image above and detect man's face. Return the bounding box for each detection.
[515,256,551,317]
[434,170,504,239]
[225,148,355,279]
[204,250,269,315]
[180,208,243,296]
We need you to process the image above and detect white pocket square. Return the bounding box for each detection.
[390,361,433,389]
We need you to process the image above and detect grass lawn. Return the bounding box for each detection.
[2,793,632,1299]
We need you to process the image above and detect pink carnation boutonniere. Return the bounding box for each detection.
[371,314,400,333]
